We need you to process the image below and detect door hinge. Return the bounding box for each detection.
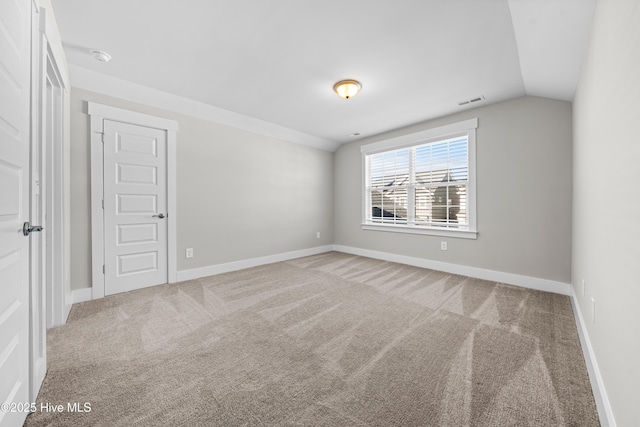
[102,199,104,209]
[103,265,105,274]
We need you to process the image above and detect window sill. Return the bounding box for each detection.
[361,223,478,239]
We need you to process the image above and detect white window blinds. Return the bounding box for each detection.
[361,118,477,237]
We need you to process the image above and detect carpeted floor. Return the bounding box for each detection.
[24,252,599,426]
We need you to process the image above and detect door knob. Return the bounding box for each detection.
[152,213,166,219]
[23,222,43,236]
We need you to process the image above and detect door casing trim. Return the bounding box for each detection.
[89,102,178,299]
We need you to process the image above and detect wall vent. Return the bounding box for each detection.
[458,95,485,106]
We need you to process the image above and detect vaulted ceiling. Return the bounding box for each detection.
[52,0,595,151]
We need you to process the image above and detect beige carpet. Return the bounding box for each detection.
[24,252,599,426]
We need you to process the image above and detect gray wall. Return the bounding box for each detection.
[70,88,334,290]
[334,96,573,283]
[572,0,640,425]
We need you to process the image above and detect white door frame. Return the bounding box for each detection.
[29,3,46,402]
[27,3,69,404]
[43,49,66,327]
[89,103,178,299]
[35,6,68,329]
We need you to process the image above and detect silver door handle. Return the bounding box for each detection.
[152,213,166,219]
[23,222,43,236]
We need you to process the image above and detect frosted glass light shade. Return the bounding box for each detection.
[333,80,361,99]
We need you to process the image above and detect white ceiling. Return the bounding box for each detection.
[51,0,595,150]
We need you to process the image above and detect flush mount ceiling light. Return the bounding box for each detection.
[333,80,361,99]
[90,49,112,63]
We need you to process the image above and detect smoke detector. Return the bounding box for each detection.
[90,49,111,63]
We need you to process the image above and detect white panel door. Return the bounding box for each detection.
[0,0,32,425]
[103,120,168,295]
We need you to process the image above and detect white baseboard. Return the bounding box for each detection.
[570,288,616,427]
[66,245,570,300]
[64,246,334,310]
[71,287,93,304]
[63,290,73,324]
[62,288,93,324]
[176,245,334,282]
[332,245,571,295]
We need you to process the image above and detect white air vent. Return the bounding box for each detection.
[458,95,485,106]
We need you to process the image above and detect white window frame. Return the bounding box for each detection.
[361,118,478,239]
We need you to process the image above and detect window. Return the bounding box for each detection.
[361,118,477,239]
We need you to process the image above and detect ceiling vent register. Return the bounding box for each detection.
[458,95,485,106]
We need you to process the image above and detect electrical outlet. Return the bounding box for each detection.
[591,297,596,323]
[440,241,447,251]
[185,248,193,258]
[316,231,321,239]
[581,279,585,296]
